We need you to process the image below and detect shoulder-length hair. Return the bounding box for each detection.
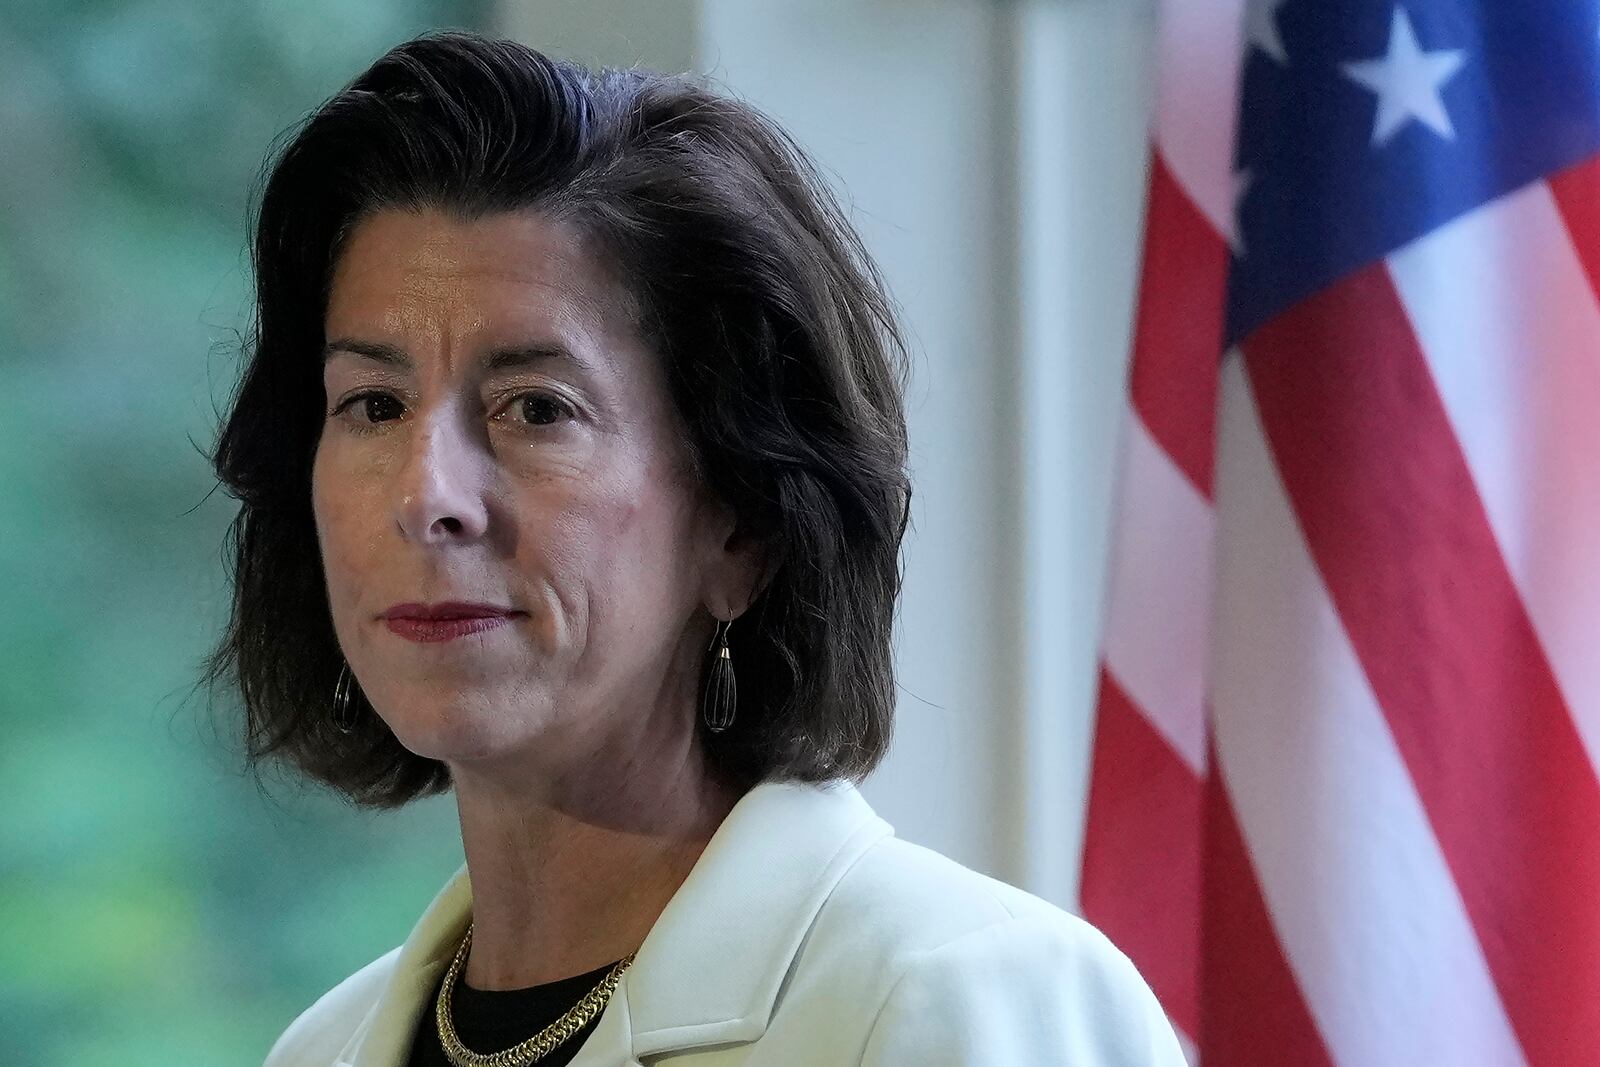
[203,30,912,806]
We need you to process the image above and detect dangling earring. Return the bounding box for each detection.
[701,618,737,733]
[332,661,361,735]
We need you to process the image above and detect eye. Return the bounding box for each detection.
[331,390,404,430]
[327,389,575,435]
[500,392,576,427]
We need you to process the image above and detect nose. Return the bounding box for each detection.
[393,405,490,545]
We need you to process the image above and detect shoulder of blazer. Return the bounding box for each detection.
[790,836,1183,1063]
[818,832,1075,957]
[261,946,401,1067]
[856,906,1186,1064]
[728,832,1042,1020]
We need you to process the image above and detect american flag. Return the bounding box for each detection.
[1077,1,1600,1063]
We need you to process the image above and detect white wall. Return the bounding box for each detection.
[500,0,700,71]
[501,0,1156,910]
[1007,0,1157,906]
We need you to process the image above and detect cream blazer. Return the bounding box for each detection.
[263,779,1184,1066]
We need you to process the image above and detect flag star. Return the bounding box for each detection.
[1341,6,1467,146]
[1246,0,1290,64]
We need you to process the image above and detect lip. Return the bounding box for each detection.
[379,602,523,644]
[380,601,518,621]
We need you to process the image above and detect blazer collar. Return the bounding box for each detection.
[342,778,891,1065]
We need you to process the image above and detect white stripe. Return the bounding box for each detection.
[1210,358,1525,1067]
[1171,1023,1196,1067]
[1387,182,1600,775]
[1176,1027,1198,1066]
[1152,0,1245,241]
[1100,407,1213,774]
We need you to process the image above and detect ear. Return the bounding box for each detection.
[700,499,773,620]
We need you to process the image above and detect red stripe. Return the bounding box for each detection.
[1079,666,1201,1038]
[1201,758,1335,1067]
[1547,154,1600,306]
[1127,152,1230,500]
[1242,264,1600,1067]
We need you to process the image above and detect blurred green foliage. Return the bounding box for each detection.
[0,2,490,1063]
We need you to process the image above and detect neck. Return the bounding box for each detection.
[450,707,741,990]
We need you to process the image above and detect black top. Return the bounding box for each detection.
[404,957,624,1067]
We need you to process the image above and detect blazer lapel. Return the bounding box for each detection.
[340,779,891,1066]
[602,779,891,1060]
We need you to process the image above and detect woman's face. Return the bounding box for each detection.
[313,206,746,778]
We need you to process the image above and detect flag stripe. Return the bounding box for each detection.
[1100,409,1214,773]
[1127,153,1229,500]
[1200,763,1334,1067]
[1150,0,1245,241]
[1547,154,1600,307]
[1242,265,1600,1067]
[1210,356,1527,1067]
[1079,666,1202,1038]
[1389,181,1600,779]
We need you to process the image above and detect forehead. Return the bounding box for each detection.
[324,206,636,351]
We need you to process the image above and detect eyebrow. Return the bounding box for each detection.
[322,338,597,378]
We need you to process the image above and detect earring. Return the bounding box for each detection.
[701,618,737,733]
[332,661,361,735]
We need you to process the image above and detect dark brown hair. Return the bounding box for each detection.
[203,30,912,806]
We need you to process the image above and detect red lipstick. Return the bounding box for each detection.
[380,602,522,643]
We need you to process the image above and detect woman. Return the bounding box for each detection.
[208,30,1184,1066]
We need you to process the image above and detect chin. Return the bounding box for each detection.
[379,700,520,765]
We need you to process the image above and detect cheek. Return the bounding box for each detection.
[523,466,696,618]
[589,475,702,609]
[311,445,381,611]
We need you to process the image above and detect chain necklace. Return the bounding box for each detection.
[435,922,636,1067]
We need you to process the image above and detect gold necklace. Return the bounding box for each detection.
[435,922,636,1067]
